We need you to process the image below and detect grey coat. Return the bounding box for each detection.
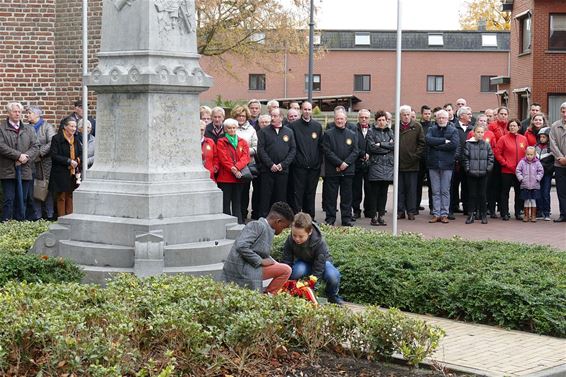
[366,127,395,181]
[0,119,39,180]
[34,121,56,180]
[222,218,275,292]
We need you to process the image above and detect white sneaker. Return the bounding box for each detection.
[544,216,551,221]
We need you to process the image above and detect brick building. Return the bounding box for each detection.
[493,0,566,123]
[200,30,511,113]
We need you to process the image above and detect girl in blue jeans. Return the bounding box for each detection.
[282,212,344,305]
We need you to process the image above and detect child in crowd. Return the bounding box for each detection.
[463,124,494,224]
[515,146,544,222]
[282,212,344,305]
[222,202,294,294]
[535,127,555,221]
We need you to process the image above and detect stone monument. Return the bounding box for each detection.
[32,0,241,283]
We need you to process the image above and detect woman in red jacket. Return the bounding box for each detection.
[494,119,528,221]
[200,120,218,181]
[524,113,547,147]
[216,118,250,224]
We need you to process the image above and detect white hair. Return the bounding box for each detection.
[399,105,412,114]
[223,118,238,129]
[211,106,225,116]
[457,106,472,118]
[267,99,279,109]
[6,102,23,112]
[435,109,449,118]
[560,102,566,110]
[258,114,271,122]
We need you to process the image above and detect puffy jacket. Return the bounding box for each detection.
[425,123,459,170]
[366,126,394,181]
[516,157,544,190]
[281,223,331,280]
[463,139,494,178]
[466,129,497,151]
[494,133,528,174]
[0,119,40,180]
[535,143,554,176]
[216,137,250,183]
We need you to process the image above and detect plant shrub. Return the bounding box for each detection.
[272,227,566,337]
[0,220,50,254]
[0,274,443,376]
[0,254,83,286]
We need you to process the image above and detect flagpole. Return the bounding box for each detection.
[81,0,89,179]
[392,0,402,236]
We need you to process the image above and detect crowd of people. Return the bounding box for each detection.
[200,98,566,226]
[1,100,94,221]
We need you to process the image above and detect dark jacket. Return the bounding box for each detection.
[425,123,459,170]
[453,121,474,161]
[288,117,323,169]
[463,139,494,178]
[535,143,554,176]
[354,123,371,172]
[0,119,39,180]
[257,125,296,173]
[50,132,82,193]
[366,126,394,181]
[282,223,331,280]
[204,122,225,143]
[322,126,358,177]
[398,121,425,171]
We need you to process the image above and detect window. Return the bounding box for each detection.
[428,34,444,46]
[250,32,265,44]
[313,34,321,45]
[549,94,566,124]
[248,74,266,91]
[520,14,531,53]
[427,75,444,92]
[481,34,498,47]
[549,14,566,51]
[355,33,370,46]
[304,74,321,91]
[354,74,371,91]
[480,76,497,92]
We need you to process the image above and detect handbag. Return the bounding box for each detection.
[33,162,49,202]
[229,145,257,182]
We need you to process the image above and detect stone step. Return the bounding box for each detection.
[59,240,134,268]
[164,262,224,279]
[164,239,233,267]
[226,223,245,239]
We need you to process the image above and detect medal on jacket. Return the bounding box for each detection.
[311,132,317,139]
[346,138,352,145]
[206,145,211,150]
[283,135,289,142]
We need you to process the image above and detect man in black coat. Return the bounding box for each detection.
[418,105,434,214]
[449,106,474,218]
[288,101,322,219]
[352,109,371,219]
[321,111,358,226]
[203,107,225,143]
[257,108,296,218]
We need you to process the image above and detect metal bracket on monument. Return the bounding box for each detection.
[134,231,165,278]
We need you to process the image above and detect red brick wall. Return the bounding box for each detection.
[201,49,508,114]
[0,0,102,125]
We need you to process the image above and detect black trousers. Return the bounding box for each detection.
[292,166,320,219]
[450,162,468,214]
[250,175,262,220]
[367,180,389,217]
[467,175,487,215]
[324,175,353,225]
[218,182,244,224]
[398,171,418,215]
[259,171,288,218]
[352,169,370,215]
[500,173,523,217]
[487,161,501,213]
[555,166,566,217]
[240,180,251,220]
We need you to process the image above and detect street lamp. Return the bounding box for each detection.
[307,0,315,104]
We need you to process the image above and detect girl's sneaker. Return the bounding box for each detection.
[544,216,551,221]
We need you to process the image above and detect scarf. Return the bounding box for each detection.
[33,118,45,134]
[400,122,411,132]
[64,132,76,176]
[225,133,238,149]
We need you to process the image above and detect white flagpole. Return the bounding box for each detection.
[392,0,402,236]
[81,0,89,179]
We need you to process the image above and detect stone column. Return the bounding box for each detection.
[32,0,242,283]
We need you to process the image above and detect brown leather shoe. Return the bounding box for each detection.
[407,213,416,220]
[429,216,440,223]
[440,216,449,223]
[397,212,406,219]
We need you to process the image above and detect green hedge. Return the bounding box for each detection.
[0,254,83,286]
[273,227,566,337]
[0,220,50,254]
[0,274,443,376]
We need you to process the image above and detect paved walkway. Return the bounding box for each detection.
[347,304,566,377]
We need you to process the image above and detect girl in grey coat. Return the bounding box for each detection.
[222,202,294,294]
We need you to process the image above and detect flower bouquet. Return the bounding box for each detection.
[280,275,318,305]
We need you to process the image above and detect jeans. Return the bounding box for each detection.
[429,169,453,217]
[536,173,552,217]
[290,260,341,299]
[1,178,32,221]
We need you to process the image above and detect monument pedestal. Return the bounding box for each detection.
[32,0,242,283]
